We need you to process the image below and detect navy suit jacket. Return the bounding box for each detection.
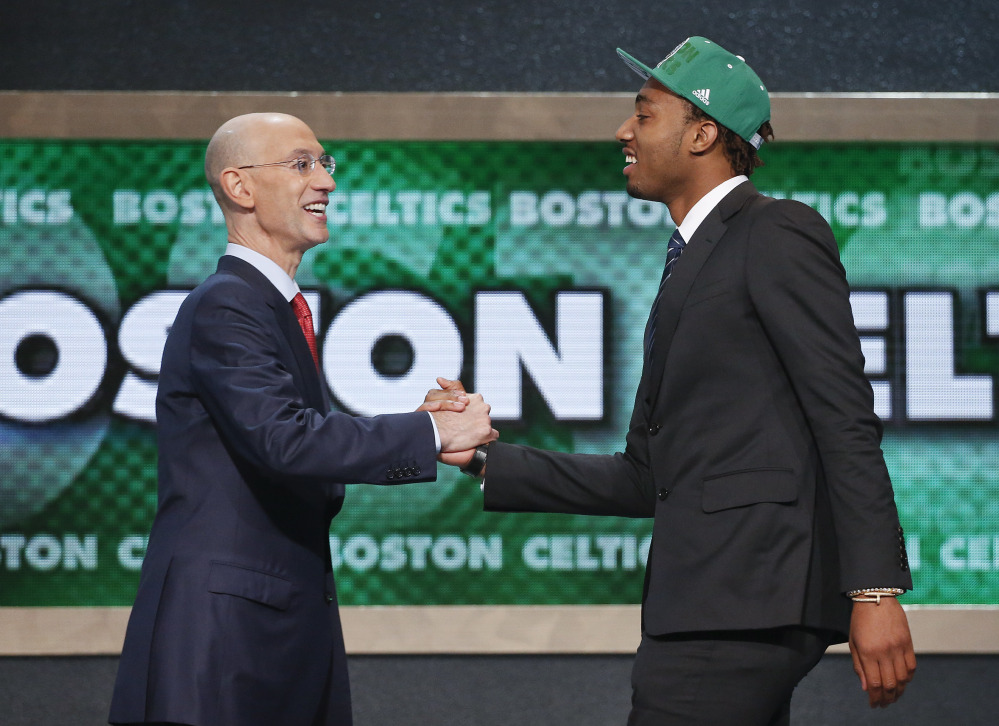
[484,182,912,639]
[110,255,437,726]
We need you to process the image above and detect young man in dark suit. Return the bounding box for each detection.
[109,112,497,726]
[436,37,915,724]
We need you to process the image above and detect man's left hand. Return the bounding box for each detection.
[416,386,467,414]
[848,597,916,708]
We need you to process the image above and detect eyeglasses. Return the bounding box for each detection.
[238,152,336,177]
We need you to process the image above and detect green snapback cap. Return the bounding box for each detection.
[617,36,771,149]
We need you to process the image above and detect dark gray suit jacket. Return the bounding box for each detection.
[110,255,437,725]
[484,181,911,640]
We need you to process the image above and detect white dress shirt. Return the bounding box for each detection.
[675,175,749,244]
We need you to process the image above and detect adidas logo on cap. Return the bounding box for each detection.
[692,88,711,105]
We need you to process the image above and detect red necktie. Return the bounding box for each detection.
[291,292,320,371]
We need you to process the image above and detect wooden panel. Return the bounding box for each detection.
[2,92,997,141]
[2,605,997,655]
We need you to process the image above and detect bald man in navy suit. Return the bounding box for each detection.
[110,112,497,726]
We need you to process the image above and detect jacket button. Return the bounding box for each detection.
[386,471,395,480]
[414,466,421,476]
[325,591,334,604]
[657,488,669,501]
[648,423,661,435]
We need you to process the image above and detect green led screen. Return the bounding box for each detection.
[1,140,998,606]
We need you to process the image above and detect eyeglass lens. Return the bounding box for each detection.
[294,153,336,176]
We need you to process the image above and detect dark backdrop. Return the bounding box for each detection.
[1,1,997,92]
[2,654,997,725]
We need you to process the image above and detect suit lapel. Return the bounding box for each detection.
[216,256,328,411]
[645,181,759,406]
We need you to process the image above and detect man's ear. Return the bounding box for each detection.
[689,119,720,155]
[220,168,255,210]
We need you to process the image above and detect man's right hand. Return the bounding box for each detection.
[427,378,496,466]
[430,390,498,454]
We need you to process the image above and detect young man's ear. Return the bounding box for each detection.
[220,168,255,210]
[689,119,720,155]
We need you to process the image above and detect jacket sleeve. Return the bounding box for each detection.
[746,199,912,592]
[484,385,657,518]
[184,279,438,487]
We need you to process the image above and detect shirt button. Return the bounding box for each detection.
[657,488,669,501]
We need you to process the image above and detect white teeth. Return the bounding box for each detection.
[625,155,637,164]
[305,203,327,213]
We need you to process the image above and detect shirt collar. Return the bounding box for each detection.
[676,175,749,244]
[224,243,300,302]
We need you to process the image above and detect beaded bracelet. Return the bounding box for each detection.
[847,587,905,604]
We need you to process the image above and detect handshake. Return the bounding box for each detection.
[417,377,498,470]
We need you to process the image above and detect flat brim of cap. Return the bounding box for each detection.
[617,48,655,80]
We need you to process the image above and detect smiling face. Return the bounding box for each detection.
[238,115,336,257]
[615,79,698,207]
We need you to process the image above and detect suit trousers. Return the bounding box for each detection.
[627,626,835,726]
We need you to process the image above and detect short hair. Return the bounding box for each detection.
[684,100,774,177]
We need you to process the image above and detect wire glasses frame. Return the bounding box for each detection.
[238,153,336,177]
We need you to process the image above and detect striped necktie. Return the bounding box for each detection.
[644,228,686,360]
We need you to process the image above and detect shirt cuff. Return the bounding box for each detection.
[427,411,441,453]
